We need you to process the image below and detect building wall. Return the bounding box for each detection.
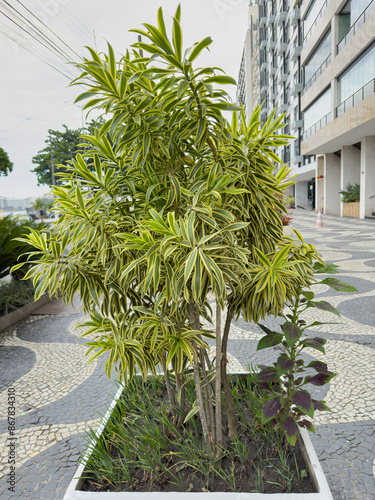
[300,0,375,218]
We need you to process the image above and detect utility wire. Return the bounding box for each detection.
[0,22,74,80]
[3,0,74,63]
[47,2,92,41]
[15,0,83,60]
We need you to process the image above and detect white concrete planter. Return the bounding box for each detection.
[0,293,56,333]
[64,382,333,500]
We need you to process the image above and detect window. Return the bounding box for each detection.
[338,45,375,104]
[304,31,331,83]
[304,0,325,37]
[304,87,331,131]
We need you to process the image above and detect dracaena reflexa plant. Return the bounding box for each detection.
[12,5,333,459]
[252,251,357,445]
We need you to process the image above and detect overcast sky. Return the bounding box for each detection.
[0,0,249,199]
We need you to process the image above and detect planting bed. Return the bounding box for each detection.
[77,377,317,495]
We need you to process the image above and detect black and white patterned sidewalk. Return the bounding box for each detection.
[0,209,374,499]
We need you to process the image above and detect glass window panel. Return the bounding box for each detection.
[338,46,375,104]
[304,0,325,35]
[351,0,372,24]
[305,31,331,83]
[304,87,331,131]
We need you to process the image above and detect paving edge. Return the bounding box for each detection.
[0,293,58,333]
[63,376,333,500]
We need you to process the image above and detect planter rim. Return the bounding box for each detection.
[63,374,333,500]
[0,293,56,333]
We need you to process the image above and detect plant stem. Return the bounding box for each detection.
[215,299,223,456]
[221,302,237,440]
[162,353,177,419]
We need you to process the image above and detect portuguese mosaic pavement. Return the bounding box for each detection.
[0,209,374,499]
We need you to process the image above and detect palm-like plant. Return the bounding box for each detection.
[0,216,48,280]
[15,6,324,458]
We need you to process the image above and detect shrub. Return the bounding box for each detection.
[0,279,34,316]
[0,216,48,280]
[340,183,360,203]
[14,6,354,458]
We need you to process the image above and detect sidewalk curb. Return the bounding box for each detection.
[0,293,59,333]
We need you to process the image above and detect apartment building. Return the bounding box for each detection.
[301,0,375,218]
[237,0,305,200]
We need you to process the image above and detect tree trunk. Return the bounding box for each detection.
[221,303,237,440]
[162,354,177,420]
[215,299,223,455]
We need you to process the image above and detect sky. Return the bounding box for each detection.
[0,0,249,199]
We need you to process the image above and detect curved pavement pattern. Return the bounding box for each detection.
[0,209,374,499]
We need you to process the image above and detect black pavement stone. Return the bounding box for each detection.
[0,434,87,500]
[311,420,375,500]
[338,296,375,326]
[16,313,83,344]
[0,346,36,388]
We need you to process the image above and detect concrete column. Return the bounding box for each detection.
[316,155,325,212]
[331,79,338,120]
[331,14,339,58]
[360,136,375,219]
[340,146,360,216]
[324,153,341,215]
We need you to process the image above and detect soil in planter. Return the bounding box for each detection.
[82,377,315,494]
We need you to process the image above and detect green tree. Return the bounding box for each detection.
[31,119,104,186]
[31,124,82,186]
[31,197,53,213]
[0,146,13,176]
[16,6,331,459]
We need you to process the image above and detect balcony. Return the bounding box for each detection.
[303,112,332,141]
[336,79,375,118]
[266,15,276,27]
[261,85,269,95]
[261,62,268,71]
[337,0,375,54]
[276,41,288,53]
[291,7,301,25]
[267,40,276,50]
[260,40,267,50]
[304,0,328,42]
[276,11,287,23]
[303,54,331,95]
[278,71,288,82]
[278,103,288,113]
[292,119,304,130]
[269,65,277,75]
[292,45,302,61]
[259,16,267,27]
[292,82,303,95]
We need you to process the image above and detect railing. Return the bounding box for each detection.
[337,0,375,53]
[336,79,375,117]
[303,112,332,140]
[304,0,328,42]
[303,53,331,94]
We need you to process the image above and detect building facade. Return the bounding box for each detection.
[300,0,375,218]
[238,0,375,218]
[237,0,305,202]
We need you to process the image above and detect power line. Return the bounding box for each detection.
[14,0,82,60]
[0,21,74,80]
[3,0,74,63]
